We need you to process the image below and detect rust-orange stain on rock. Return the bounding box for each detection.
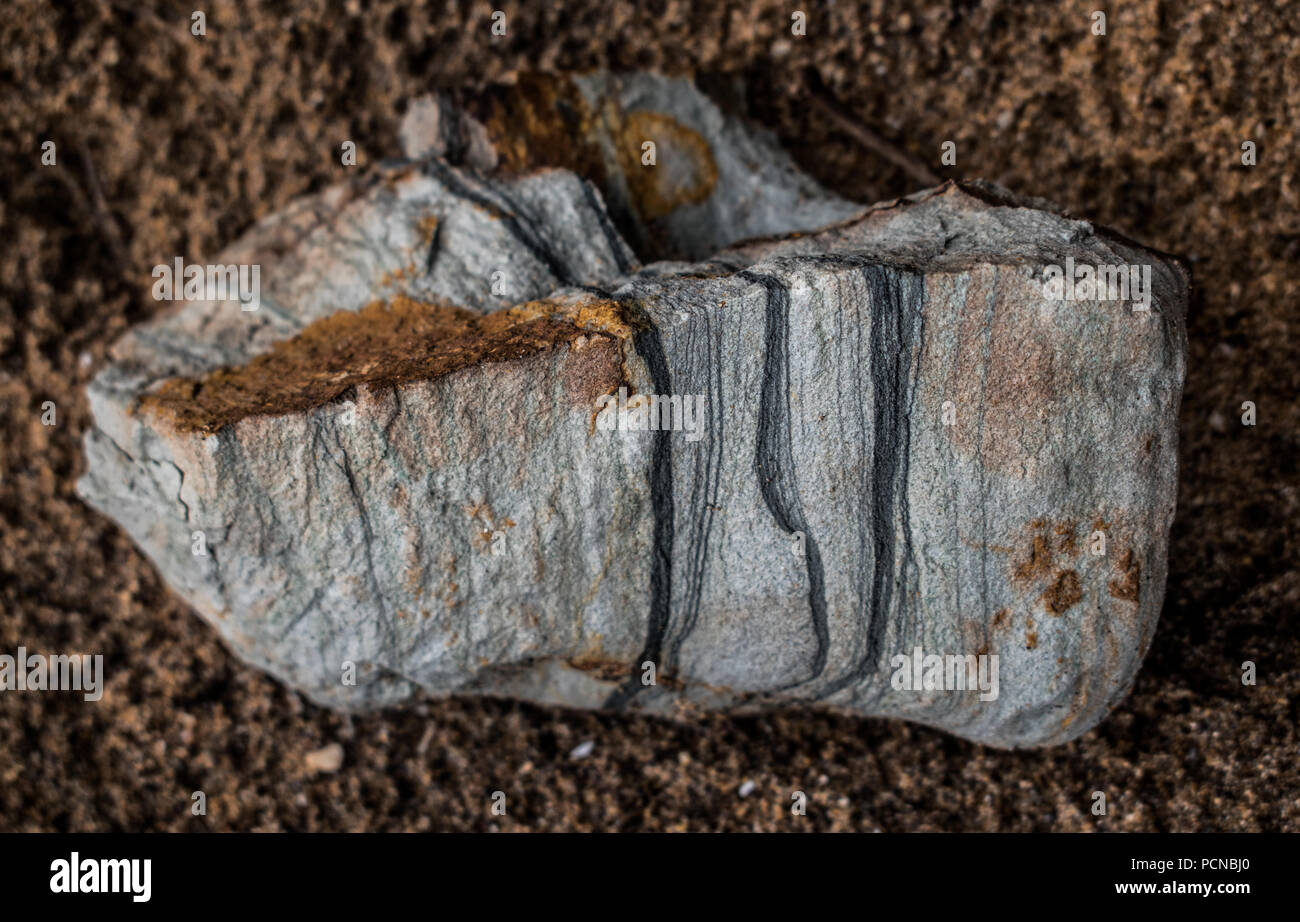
[1011,519,1086,615]
[1043,569,1082,615]
[138,295,634,434]
[617,110,718,220]
[467,75,719,226]
[1109,549,1141,602]
[1013,532,1055,583]
[566,656,631,682]
[1054,520,1077,555]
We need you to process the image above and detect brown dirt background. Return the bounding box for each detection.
[1,0,1296,832]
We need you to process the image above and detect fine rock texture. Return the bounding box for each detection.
[78,73,1188,748]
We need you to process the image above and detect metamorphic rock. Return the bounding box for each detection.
[79,73,1188,747]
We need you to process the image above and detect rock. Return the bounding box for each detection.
[398,72,862,260]
[304,743,344,774]
[77,73,1188,748]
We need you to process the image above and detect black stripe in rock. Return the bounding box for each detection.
[667,310,723,667]
[579,180,636,276]
[739,270,831,685]
[423,219,442,274]
[605,321,676,709]
[820,264,924,698]
[423,160,577,286]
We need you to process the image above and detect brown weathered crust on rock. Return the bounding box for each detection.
[137,295,635,435]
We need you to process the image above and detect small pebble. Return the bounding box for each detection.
[305,742,344,773]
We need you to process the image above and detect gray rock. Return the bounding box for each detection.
[398,72,862,260]
[78,74,1188,748]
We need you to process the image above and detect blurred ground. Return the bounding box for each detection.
[0,0,1296,831]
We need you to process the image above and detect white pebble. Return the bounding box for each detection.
[305,742,344,773]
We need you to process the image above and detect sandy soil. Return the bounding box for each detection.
[0,0,1296,831]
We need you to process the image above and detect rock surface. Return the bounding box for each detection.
[77,73,1188,747]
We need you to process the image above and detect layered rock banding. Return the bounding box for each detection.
[78,73,1188,747]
